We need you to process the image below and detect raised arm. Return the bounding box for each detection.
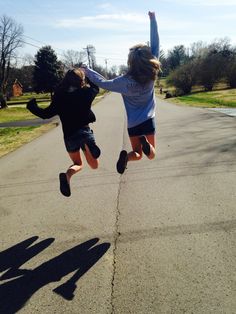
[149,11,160,59]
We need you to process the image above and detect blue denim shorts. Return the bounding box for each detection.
[128,117,156,137]
[64,127,96,153]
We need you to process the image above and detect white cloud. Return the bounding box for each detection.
[54,13,146,30]
[54,13,193,33]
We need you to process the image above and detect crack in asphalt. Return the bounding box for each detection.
[110,117,127,314]
[111,177,122,314]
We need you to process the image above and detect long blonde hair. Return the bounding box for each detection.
[127,44,161,84]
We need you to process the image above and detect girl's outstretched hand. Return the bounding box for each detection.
[148,11,155,19]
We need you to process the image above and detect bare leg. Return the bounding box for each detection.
[128,136,143,161]
[129,134,156,161]
[116,134,156,174]
[66,151,83,183]
[83,144,99,169]
[144,134,156,159]
[59,151,83,197]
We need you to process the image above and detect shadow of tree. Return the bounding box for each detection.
[0,237,110,313]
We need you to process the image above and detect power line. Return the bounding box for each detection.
[22,35,65,53]
[21,34,126,62]
[21,39,65,58]
[2,32,126,65]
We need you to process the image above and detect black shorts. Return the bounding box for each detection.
[128,117,156,137]
[64,127,96,153]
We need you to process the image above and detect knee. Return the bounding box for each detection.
[67,164,83,177]
[73,162,83,168]
[147,153,155,160]
[89,161,99,169]
[134,151,143,160]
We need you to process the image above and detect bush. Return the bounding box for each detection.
[166,61,197,95]
[225,57,236,88]
[197,53,224,91]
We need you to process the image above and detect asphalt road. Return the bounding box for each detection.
[0,93,236,314]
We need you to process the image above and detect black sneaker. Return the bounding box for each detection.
[139,136,151,156]
[86,142,101,159]
[59,173,71,197]
[116,150,128,174]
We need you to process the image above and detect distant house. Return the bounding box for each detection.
[13,79,23,97]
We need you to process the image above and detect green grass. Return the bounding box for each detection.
[175,89,236,108]
[157,79,236,108]
[0,124,56,157]
[0,126,39,138]
[0,107,37,123]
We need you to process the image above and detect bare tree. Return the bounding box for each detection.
[0,15,23,107]
[190,41,208,58]
[62,49,86,70]
[21,53,34,67]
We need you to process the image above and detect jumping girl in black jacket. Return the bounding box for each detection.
[27,68,100,197]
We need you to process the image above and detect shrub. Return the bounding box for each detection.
[225,57,236,88]
[166,61,197,95]
[197,53,224,91]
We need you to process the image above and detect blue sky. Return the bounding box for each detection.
[1,0,236,67]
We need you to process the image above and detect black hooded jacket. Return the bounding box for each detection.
[27,80,99,138]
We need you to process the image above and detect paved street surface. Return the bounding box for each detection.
[0,93,236,314]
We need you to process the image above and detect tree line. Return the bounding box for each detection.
[160,39,236,95]
[1,14,236,109]
[0,15,124,108]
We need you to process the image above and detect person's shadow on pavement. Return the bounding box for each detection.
[0,237,110,314]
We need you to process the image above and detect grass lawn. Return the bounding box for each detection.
[0,124,57,158]
[0,107,38,123]
[174,89,236,108]
[158,79,236,108]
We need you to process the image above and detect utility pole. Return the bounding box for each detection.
[83,45,91,68]
[83,45,96,69]
[105,58,108,77]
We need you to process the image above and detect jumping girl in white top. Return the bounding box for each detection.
[82,11,160,174]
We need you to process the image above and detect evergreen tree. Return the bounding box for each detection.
[33,46,63,95]
[166,45,189,71]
